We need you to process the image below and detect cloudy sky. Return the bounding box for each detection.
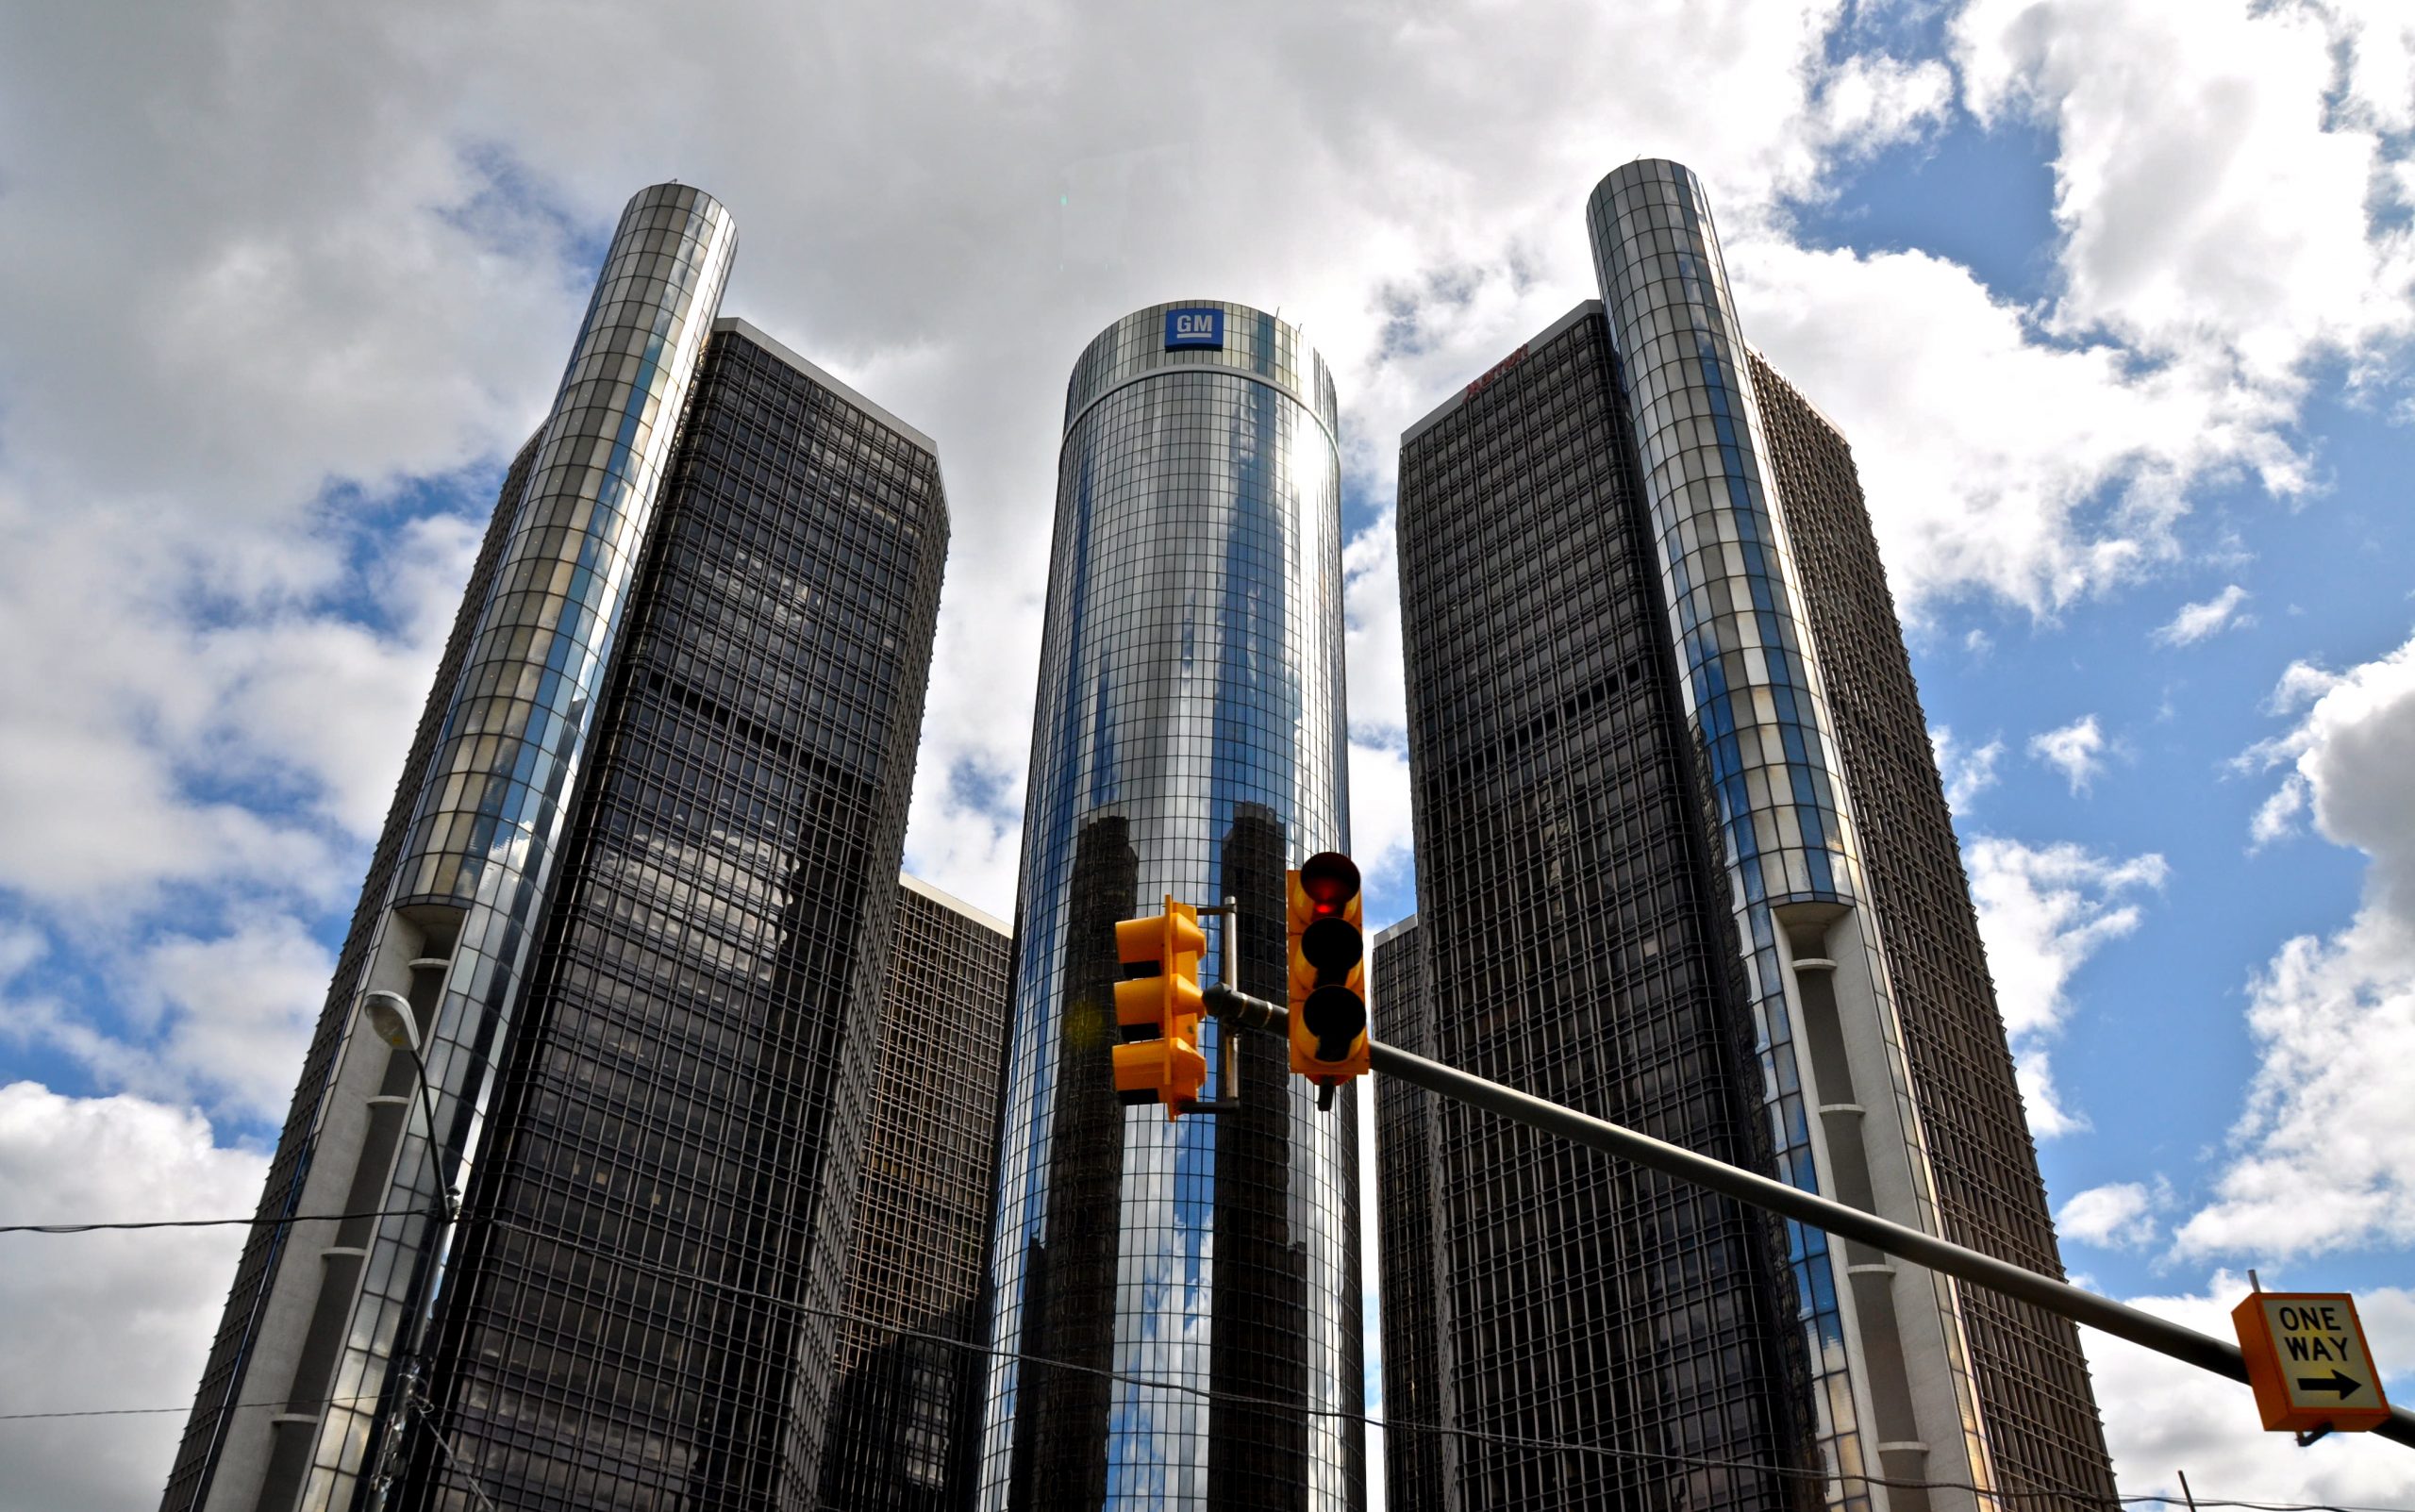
[2,1,2413,1508]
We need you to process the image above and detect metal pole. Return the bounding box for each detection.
[400,1040,458,1225]
[1202,983,2415,1452]
[373,1039,459,1505]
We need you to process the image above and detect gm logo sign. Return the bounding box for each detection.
[1164,307,1224,350]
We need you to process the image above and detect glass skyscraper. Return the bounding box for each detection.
[974,302,1364,1510]
[1367,919,1443,1512]
[1745,355,2115,1504]
[160,185,968,1512]
[1386,301,1812,1511]
[819,874,1013,1512]
[1376,160,2115,1511]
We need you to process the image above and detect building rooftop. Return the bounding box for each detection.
[712,315,940,456]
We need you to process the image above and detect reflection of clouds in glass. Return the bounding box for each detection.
[975,305,1357,1507]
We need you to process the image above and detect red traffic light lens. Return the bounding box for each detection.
[1299,852,1359,910]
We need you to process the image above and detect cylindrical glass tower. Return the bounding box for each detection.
[310,183,737,1511]
[976,302,1363,1510]
[1588,159,1995,1509]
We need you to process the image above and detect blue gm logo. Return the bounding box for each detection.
[1164,307,1224,350]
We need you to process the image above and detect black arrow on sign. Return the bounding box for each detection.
[2295,1371,2364,1398]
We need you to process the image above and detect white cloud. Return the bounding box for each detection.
[1744,0,2415,635]
[2028,714,2108,794]
[0,1084,269,1512]
[2267,657,2346,714]
[2085,1272,2415,1509]
[0,492,488,925]
[3,917,331,1127]
[1342,507,1417,922]
[1348,740,1416,924]
[1957,0,2415,395]
[1800,53,1954,167]
[1928,725,2003,814]
[2153,584,2253,646]
[2247,773,2310,850]
[1344,511,1407,743]
[0,922,43,984]
[2013,1048,2089,1139]
[2238,632,2415,917]
[1966,836,2168,1135]
[2056,1179,2167,1250]
[127,921,329,1122]
[2178,630,2415,1259]
[1734,242,2269,616]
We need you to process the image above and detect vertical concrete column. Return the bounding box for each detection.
[1587,159,1992,1510]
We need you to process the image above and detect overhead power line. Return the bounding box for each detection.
[8,1205,2408,1512]
[408,1392,500,1512]
[0,1205,442,1236]
[0,1392,379,1423]
[465,1214,2412,1512]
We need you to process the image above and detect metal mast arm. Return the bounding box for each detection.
[1201,982,2415,1451]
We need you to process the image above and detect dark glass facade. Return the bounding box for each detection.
[163,182,963,1512]
[817,875,1013,1512]
[975,302,1363,1511]
[1749,357,2117,1505]
[1367,919,1441,1512]
[397,322,948,1512]
[1378,158,2114,1512]
[1389,305,1814,1512]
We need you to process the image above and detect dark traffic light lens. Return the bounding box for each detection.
[1300,916,1363,977]
[1302,984,1367,1061]
[1299,851,1360,909]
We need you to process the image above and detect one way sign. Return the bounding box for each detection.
[2233,1290,2392,1433]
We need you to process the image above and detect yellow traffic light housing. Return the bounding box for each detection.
[1111,895,1208,1118]
[1288,852,1369,1099]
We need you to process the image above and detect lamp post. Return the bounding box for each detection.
[358,990,458,1504]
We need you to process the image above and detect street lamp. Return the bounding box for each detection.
[359,991,457,1224]
[358,989,459,1504]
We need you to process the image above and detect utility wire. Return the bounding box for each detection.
[0,1392,380,1422]
[10,1205,2409,1512]
[408,1392,500,1512]
[0,1205,444,1236]
[476,1214,2407,1512]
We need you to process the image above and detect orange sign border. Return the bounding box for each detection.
[2232,1290,2391,1433]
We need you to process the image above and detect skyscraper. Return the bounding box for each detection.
[1385,301,1813,1511]
[974,302,1364,1510]
[1743,356,2115,1503]
[1376,160,2114,1511]
[819,874,1013,1512]
[161,184,958,1512]
[1367,918,1442,1512]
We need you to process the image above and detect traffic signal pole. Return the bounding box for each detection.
[1200,982,2415,1452]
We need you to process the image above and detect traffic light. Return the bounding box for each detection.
[1288,852,1369,1097]
[1112,895,1208,1118]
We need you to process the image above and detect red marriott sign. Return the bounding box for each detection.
[1464,343,1530,401]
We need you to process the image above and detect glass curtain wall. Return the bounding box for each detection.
[1586,159,1993,1508]
[1389,306,1813,1511]
[313,185,739,1512]
[396,324,948,1512]
[975,302,1363,1512]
